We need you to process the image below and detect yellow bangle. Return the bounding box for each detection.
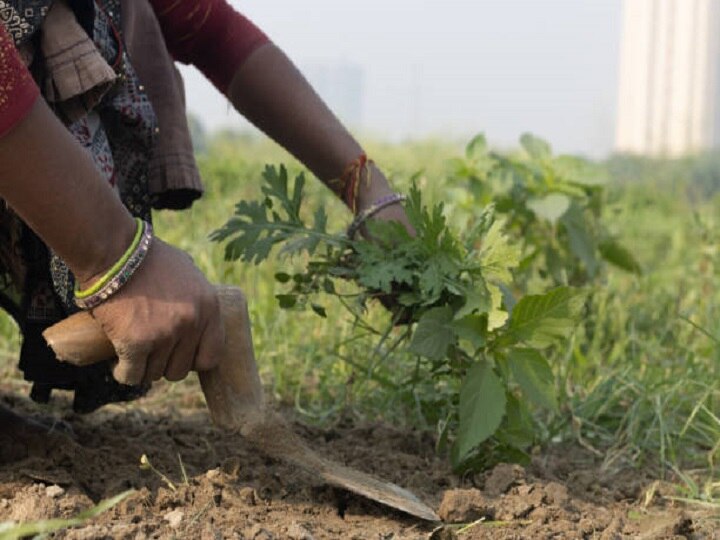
[75,218,144,299]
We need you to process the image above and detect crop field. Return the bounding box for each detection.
[1,133,720,538]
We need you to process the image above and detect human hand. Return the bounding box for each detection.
[87,239,225,385]
[354,163,415,239]
[354,163,415,322]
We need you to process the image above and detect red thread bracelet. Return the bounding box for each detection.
[337,153,372,214]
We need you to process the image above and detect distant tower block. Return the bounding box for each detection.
[616,0,720,156]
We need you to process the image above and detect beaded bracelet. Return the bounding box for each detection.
[74,218,154,310]
[347,193,407,239]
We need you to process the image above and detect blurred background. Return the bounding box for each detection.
[178,0,720,159]
[4,2,720,518]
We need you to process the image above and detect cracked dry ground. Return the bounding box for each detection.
[0,388,717,539]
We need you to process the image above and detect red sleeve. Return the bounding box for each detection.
[0,24,40,138]
[148,0,271,94]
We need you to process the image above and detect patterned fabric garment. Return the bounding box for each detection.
[68,113,117,188]
[0,0,270,412]
[0,0,50,43]
[0,15,38,136]
[48,0,155,309]
[0,0,157,412]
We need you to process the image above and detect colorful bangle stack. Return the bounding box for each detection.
[347,193,407,239]
[74,218,154,310]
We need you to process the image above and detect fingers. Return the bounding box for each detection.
[165,290,223,379]
[143,342,173,385]
[113,301,223,385]
[193,299,225,372]
[89,239,228,386]
[164,334,195,381]
[113,342,149,386]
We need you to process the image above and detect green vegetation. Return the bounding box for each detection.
[209,141,590,470]
[0,491,133,539]
[1,131,719,503]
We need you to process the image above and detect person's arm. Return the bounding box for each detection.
[0,26,223,385]
[226,44,404,221]
[149,0,408,224]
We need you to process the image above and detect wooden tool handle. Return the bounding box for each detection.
[43,287,440,521]
[43,285,265,429]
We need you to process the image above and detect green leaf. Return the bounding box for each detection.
[311,304,327,318]
[553,155,606,186]
[322,278,336,294]
[520,133,552,161]
[276,294,297,309]
[527,194,571,223]
[599,239,642,275]
[486,283,509,331]
[478,220,521,283]
[455,283,492,319]
[466,133,488,160]
[274,272,291,283]
[508,348,558,410]
[408,307,456,360]
[279,236,319,258]
[544,245,566,285]
[417,256,450,302]
[260,165,303,221]
[560,204,599,277]
[496,394,536,449]
[313,205,328,232]
[451,314,488,349]
[502,287,585,348]
[211,166,346,265]
[355,252,415,293]
[455,363,507,463]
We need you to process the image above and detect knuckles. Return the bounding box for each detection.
[96,270,221,385]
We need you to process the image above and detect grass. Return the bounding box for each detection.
[0,490,134,540]
[1,133,719,503]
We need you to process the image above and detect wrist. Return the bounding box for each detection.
[355,163,394,212]
[74,215,138,290]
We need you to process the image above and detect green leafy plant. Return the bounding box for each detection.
[449,133,641,289]
[213,164,585,469]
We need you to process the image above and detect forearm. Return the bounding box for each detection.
[228,43,362,183]
[227,44,398,212]
[0,100,136,287]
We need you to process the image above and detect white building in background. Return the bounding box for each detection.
[616,0,720,157]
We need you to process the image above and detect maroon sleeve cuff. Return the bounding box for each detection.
[150,0,271,94]
[0,25,40,138]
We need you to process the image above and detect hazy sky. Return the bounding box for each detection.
[178,0,623,157]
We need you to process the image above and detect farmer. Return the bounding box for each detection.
[0,0,408,449]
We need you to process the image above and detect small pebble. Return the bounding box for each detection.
[45,485,65,498]
[164,509,184,529]
[517,484,534,496]
[438,489,495,523]
[248,525,274,540]
[206,469,221,481]
[286,521,314,540]
[239,486,257,506]
[544,482,570,507]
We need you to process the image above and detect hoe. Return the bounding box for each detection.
[43,285,440,522]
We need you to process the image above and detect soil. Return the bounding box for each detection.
[0,383,717,540]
